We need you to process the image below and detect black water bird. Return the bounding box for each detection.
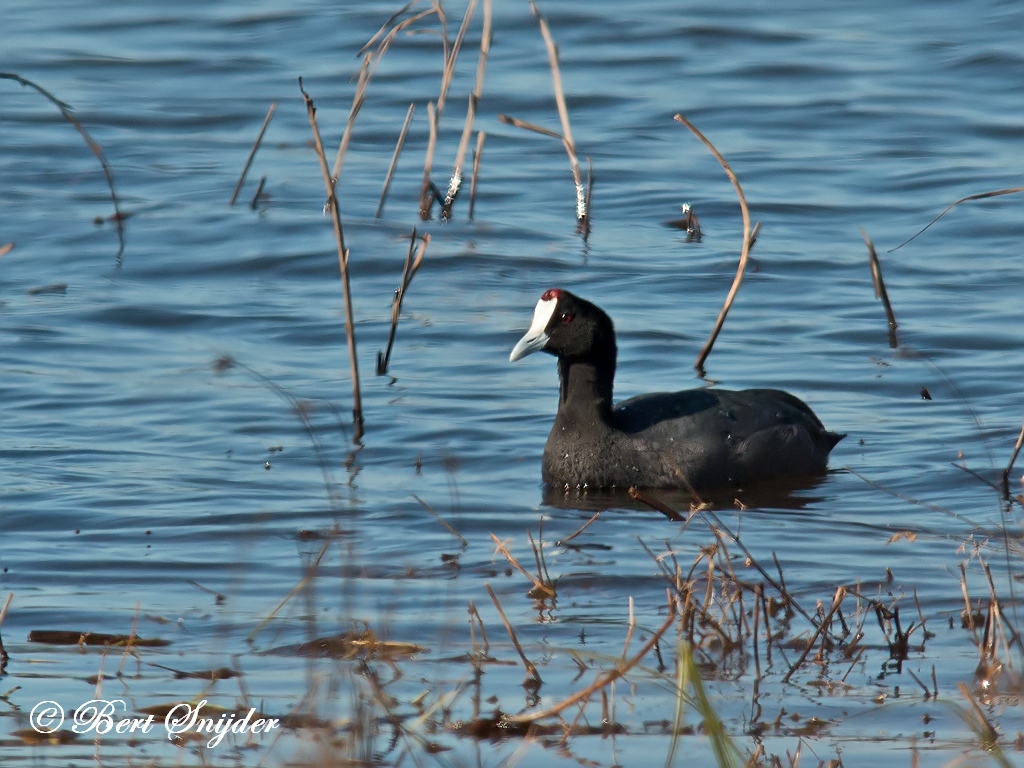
[510,289,844,492]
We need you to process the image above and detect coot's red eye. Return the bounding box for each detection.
[560,312,574,323]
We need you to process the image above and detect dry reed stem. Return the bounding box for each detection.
[377,230,430,374]
[620,596,636,659]
[673,113,758,374]
[331,54,372,186]
[249,539,331,642]
[861,228,899,347]
[413,493,466,547]
[249,175,267,209]
[490,534,555,598]
[358,0,420,57]
[0,243,13,258]
[376,103,416,218]
[230,101,276,206]
[484,583,541,685]
[890,185,1024,252]
[556,511,600,546]
[529,0,586,226]
[468,130,485,219]
[508,593,676,723]
[443,0,491,219]
[419,0,477,218]
[1002,420,1024,493]
[1,72,126,263]
[782,587,846,683]
[300,80,364,442]
[420,101,440,219]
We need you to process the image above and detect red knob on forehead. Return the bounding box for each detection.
[541,288,562,301]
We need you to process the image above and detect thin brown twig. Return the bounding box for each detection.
[861,228,899,348]
[230,102,276,206]
[673,113,758,374]
[299,79,364,442]
[377,230,430,374]
[484,584,541,685]
[508,594,676,722]
[376,103,416,218]
[627,486,687,522]
[889,186,1024,252]
[1,71,126,263]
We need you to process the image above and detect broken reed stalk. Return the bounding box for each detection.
[673,113,759,374]
[490,534,555,598]
[230,101,276,206]
[889,185,1024,252]
[509,593,676,723]
[468,131,486,219]
[484,583,541,685]
[1002,419,1024,494]
[442,0,492,220]
[300,79,364,443]
[331,55,372,186]
[419,0,478,219]
[861,228,899,348]
[377,230,430,374]
[249,176,267,209]
[782,586,847,683]
[529,0,588,231]
[1,71,126,263]
[376,103,416,218]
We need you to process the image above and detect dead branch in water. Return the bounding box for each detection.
[377,230,430,375]
[889,186,1024,252]
[442,0,492,220]
[673,113,760,376]
[861,228,899,348]
[300,79,364,443]
[230,102,276,206]
[1,71,126,264]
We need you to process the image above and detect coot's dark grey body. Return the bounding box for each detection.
[510,289,844,492]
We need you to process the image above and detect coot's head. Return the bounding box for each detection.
[510,289,616,363]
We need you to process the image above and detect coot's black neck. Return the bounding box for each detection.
[557,354,615,421]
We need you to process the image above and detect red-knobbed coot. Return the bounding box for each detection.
[510,289,845,492]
